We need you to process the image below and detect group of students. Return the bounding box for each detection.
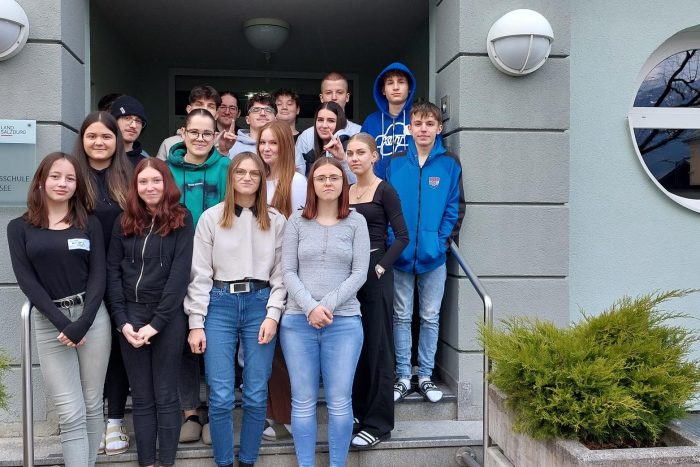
[7,62,465,467]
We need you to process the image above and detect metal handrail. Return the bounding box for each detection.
[21,300,34,467]
[449,242,493,456]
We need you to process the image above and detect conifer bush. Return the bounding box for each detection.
[479,290,700,447]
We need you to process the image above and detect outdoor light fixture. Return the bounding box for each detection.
[0,0,29,61]
[243,17,290,63]
[486,9,553,76]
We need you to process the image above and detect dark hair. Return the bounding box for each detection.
[97,93,123,112]
[382,69,411,86]
[220,91,240,105]
[272,88,300,107]
[24,152,90,229]
[302,157,350,220]
[313,101,347,158]
[184,108,217,128]
[189,85,222,107]
[409,100,443,126]
[122,158,188,237]
[73,111,132,210]
[246,92,277,115]
[258,121,296,218]
[220,152,271,231]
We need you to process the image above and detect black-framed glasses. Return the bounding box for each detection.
[185,129,215,141]
[218,105,239,113]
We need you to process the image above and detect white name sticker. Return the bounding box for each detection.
[67,238,90,251]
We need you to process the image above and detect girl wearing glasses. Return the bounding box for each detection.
[346,133,409,449]
[74,111,133,455]
[300,102,356,184]
[256,121,306,441]
[166,108,230,443]
[185,152,286,467]
[106,158,194,467]
[281,157,370,467]
[8,152,110,467]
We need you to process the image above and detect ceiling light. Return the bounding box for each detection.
[243,18,290,63]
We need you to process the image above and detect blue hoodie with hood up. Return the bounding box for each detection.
[361,62,416,162]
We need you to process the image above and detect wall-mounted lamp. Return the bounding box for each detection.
[486,9,553,76]
[0,0,29,62]
[243,17,290,63]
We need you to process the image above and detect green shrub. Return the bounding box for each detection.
[479,290,700,446]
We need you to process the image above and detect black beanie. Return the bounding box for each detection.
[110,95,148,128]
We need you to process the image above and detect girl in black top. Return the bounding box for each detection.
[8,152,111,467]
[74,111,133,455]
[346,133,409,449]
[106,158,193,467]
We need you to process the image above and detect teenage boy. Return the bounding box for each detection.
[110,95,149,166]
[273,88,301,140]
[228,92,277,158]
[217,91,241,134]
[361,62,416,167]
[156,85,223,160]
[380,101,465,404]
[295,72,361,172]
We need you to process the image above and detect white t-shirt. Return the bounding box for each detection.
[266,172,308,214]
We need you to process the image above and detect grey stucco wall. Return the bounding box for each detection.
[434,0,570,420]
[0,0,89,435]
[569,1,700,409]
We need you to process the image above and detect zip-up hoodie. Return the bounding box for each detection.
[106,211,194,332]
[166,142,230,227]
[361,62,417,162]
[382,138,465,274]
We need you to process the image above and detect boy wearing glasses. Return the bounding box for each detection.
[228,93,277,158]
[110,95,149,167]
[217,91,241,134]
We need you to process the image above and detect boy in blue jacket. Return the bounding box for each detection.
[380,101,465,403]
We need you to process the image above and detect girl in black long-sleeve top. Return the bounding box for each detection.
[8,152,110,467]
[106,158,193,467]
[344,133,409,449]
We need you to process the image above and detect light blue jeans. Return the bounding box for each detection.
[33,302,111,467]
[393,264,447,379]
[280,314,363,467]
[203,286,275,466]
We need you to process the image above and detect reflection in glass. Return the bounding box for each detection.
[634,50,700,108]
[634,128,700,199]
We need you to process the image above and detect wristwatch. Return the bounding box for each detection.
[375,264,385,279]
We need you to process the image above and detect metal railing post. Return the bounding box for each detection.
[21,301,34,467]
[449,243,493,454]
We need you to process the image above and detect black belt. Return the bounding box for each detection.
[52,292,86,308]
[212,279,270,294]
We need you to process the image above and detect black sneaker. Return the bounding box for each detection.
[393,380,412,402]
[418,380,443,403]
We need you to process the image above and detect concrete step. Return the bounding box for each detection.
[0,420,482,467]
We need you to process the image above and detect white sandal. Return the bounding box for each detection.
[105,424,129,455]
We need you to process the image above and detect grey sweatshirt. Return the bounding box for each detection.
[282,210,370,317]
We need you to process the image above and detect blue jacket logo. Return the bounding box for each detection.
[429,176,440,188]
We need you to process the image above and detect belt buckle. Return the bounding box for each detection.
[231,282,250,294]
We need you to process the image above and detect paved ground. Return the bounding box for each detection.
[676,412,700,437]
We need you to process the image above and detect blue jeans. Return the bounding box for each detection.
[33,302,111,467]
[204,286,275,466]
[393,264,446,379]
[280,314,363,467]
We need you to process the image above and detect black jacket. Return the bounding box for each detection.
[106,210,193,332]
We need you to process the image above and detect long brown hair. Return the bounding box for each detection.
[302,157,350,220]
[73,111,132,210]
[313,101,347,158]
[121,158,188,236]
[219,152,271,230]
[24,152,90,229]
[258,121,296,218]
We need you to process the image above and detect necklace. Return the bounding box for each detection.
[354,177,379,200]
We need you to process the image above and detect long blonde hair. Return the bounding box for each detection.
[258,121,296,217]
[219,152,271,230]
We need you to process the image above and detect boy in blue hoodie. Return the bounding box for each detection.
[380,101,465,404]
[361,62,416,168]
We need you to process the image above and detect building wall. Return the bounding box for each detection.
[433,0,570,420]
[0,0,89,435]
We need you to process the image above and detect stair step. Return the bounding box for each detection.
[0,420,482,466]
